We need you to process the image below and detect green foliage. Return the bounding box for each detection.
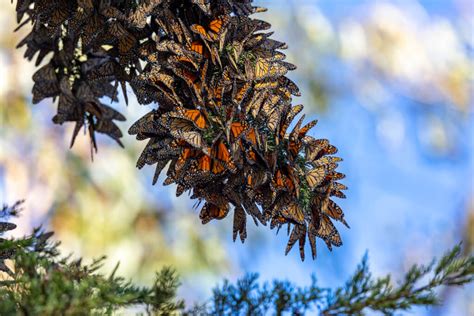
[0,202,184,315]
[189,248,473,315]
[322,248,473,315]
[1,201,473,315]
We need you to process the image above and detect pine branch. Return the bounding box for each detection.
[1,201,473,314]
[322,246,473,315]
[193,246,473,315]
[0,201,184,315]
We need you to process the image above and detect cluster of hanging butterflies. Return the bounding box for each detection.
[14,0,153,152]
[15,0,348,260]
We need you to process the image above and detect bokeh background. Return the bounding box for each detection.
[1,0,473,314]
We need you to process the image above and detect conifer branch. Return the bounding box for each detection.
[0,201,184,315]
[1,201,473,314]
[192,247,473,315]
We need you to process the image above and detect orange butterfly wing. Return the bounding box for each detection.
[231,122,245,138]
[212,160,225,174]
[246,128,257,146]
[209,19,223,34]
[215,141,230,162]
[274,170,285,188]
[183,109,207,129]
[198,154,211,172]
[190,40,204,55]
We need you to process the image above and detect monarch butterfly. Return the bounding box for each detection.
[287,116,307,157]
[266,108,281,132]
[190,40,204,55]
[321,199,349,228]
[127,0,161,28]
[306,167,326,189]
[283,174,295,193]
[80,14,105,48]
[244,33,270,49]
[211,81,225,107]
[169,55,200,71]
[242,199,265,225]
[169,108,207,129]
[94,119,123,142]
[155,40,190,57]
[259,95,282,131]
[233,205,247,242]
[176,184,187,197]
[246,57,288,81]
[331,171,346,181]
[200,59,209,87]
[247,169,270,188]
[190,16,229,42]
[148,71,175,91]
[212,141,231,163]
[269,215,287,229]
[273,170,285,188]
[260,38,288,51]
[163,176,175,186]
[244,128,258,146]
[298,120,318,140]
[176,147,197,169]
[32,63,58,82]
[305,139,330,161]
[312,156,343,169]
[209,18,226,34]
[259,94,281,117]
[271,51,287,61]
[152,160,170,185]
[100,4,126,20]
[333,182,348,192]
[197,154,211,172]
[279,76,301,96]
[173,67,200,90]
[48,5,70,28]
[285,224,306,261]
[163,9,185,43]
[313,213,339,242]
[279,104,304,138]
[211,160,225,174]
[254,80,279,90]
[230,122,245,138]
[233,82,252,105]
[280,202,305,225]
[166,119,205,151]
[307,227,318,259]
[245,90,266,117]
[192,0,211,15]
[329,231,342,248]
[32,63,59,103]
[108,21,137,55]
[244,17,272,32]
[332,187,347,199]
[199,203,229,224]
[289,115,305,143]
[128,110,157,136]
[0,222,17,233]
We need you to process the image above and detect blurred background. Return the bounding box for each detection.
[0,0,472,314]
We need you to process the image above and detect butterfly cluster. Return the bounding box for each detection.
[15,0,348,260]
[14,0,154,152]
